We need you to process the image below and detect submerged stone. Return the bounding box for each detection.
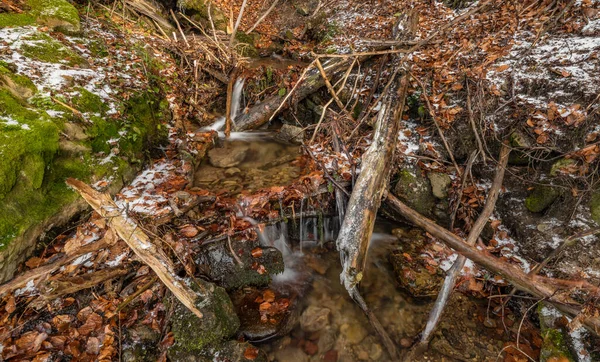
[208,143,249,168]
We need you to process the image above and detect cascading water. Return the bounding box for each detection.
[201,77,246,136]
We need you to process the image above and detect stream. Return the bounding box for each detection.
[188,78,513,361]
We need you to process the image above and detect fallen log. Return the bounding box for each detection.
[416,144,510,351]
[0,230,117,297]
[336,75,409,291]
[385,193,600,336]
[66,178,205,319]
[234,58,351,131]
[31,266,129,309]
[334,75,409,360]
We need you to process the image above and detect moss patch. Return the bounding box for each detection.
[590,191,600,225]
[20,32,84,65]
[168,279,240,358]
[27,0,80,32]
[525,186,560,213]
[393,167,435,217]
[0,13,36,28]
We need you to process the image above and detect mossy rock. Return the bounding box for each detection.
[525,186,560,213]
[234,32,260,58]
[591,191,600,225]
[20,32,85,65]
[393,166,435,217]
[538,304,576,362]
[177,0,227,31]
[0,63,37,100]
[0,0,80,32]
[168,279,240,359]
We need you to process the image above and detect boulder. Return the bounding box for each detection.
[428,172,452,199]
[277,124,304,144]
[393,165,435,217]
[195,237,284,290]
[168,279,240,358]
[525,186,560,213]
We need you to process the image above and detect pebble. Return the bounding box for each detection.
[339,323,368,344]
[300,306,331,332]
[274,347,309,362]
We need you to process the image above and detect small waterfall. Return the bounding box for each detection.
[230,78,245,124]
[201,77,245,135]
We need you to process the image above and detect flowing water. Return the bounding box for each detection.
[196,78,512,361]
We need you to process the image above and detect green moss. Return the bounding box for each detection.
[550,158,576,176]
[591,191,600,225]
[178,0,227,31]
[525,186,560,213]
[393,168,435,217]
[540,329,575,362]
[0,13,36,28]
[72,88,108,114]
[0,63,37,100]
[21,32,84,65]
[168,280,240,358]
[26,0,80,32]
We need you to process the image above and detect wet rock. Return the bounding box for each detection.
[122,324,161,362]
[231,287,299,342]
[300,306,331,332]
[339,322,367,344]
[208,143,249,168]
[170,340,266,362]
[428,172,452,199]
[168,279,240,359]
[429,293,505,361]
[195,237,284,290]
[277,124,305,144]
[317,327,336,353]
[224,167,241,177]
[393,165,435,217]
[389,228,444,298]
[525,186,560,213]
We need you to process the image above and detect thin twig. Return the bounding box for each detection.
[245,0,279,34]
[230,0,248,46]
[410,72,461,174]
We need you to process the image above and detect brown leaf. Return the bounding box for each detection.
[52,315,73,332]
[251,247,263,258]
[244,346,259,360]
[5,296,16,313]
[263,289,275,303]
[86,337,100,355]
[25,257,43,269]
[78,312,103,336]
[179,225,199,238]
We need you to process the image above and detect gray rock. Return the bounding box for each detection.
[277,124,304,144]
[428,172,452,199]
[208,144,248,168]
[300,306,331,332]
[393,165,435,217]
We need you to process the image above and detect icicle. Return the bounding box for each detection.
[299,198,304,253]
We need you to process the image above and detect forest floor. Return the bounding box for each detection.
[1,0,600,361]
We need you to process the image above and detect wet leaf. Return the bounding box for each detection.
[244,346,259,360]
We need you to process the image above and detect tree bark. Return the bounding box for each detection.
[234,58,351,131]
[336,75,409,291]
[66,178,206,319]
